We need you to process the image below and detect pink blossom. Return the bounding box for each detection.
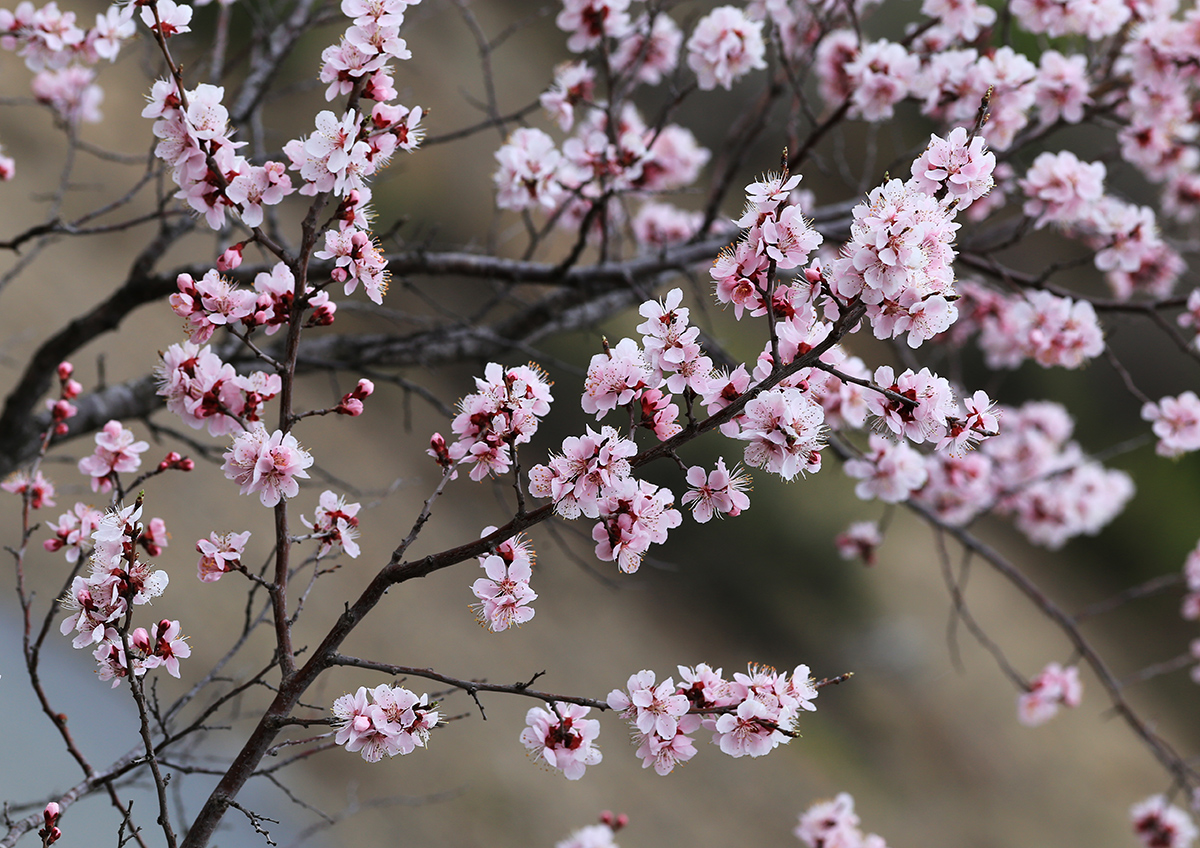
[685,6,766,91]
[681,459,751,523]
[221,424,314,507]
[1,468,55,509]
[830,179,959,335]
[494,127,564,211]
[795,793,862,848]
[77,420,148,491]
[711,239,769,319]
[611,13,681,86]
[632,202,704,246]
[529,425,637,519]
[908,127,996,210]
[843,434,929,503]
[712,696,778,758]
[591,478,682,573]
[1033,51,1091,127]
[835,521,882,565]
[140,0,192,37]
[867,366,957,445]
[607,670,691,740]
[1142,392,1200,458]
[31,66,102,124]
[921,0,995,40]
[555,0,632,53]
[581,338,652,418]
[1016,662,1082,726]
[196,530,251,582]
[1130,795,1198,848]
[540,61,595,131]
[144,618,190,678]
[333,684,439,762]
[520,703,602,779]
[302,490,361,558]
[471,532,536,632]
[226,161,294,228]
[735,387,826,480]
[844,40,918,122]
[1020,150,1106,229]
[44,502,104,563]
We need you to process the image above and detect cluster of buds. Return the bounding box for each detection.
[46,360,81,436]
[156,450,195,473]
[335,378,374,416]
[39,802,61,847]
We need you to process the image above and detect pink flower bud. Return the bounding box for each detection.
[217,243,244,271]
[54,422,69,435]
[131,628,151,654]
[62,379,81,400]
[56,362,73,381]
[355,378,374,397]
[51,399,77,422]
[43,803,60,826]
[331,267,348,283]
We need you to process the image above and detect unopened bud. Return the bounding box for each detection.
[217,243,244,272]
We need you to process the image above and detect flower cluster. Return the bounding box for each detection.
[302,490,361,558]
[76,420,148,493]
[608,663,818,775]
[332,684,439,762]
[973,289,1105,370]
[829,174,963,349]
[1016,662,1082,727]
[471,528,536,632]
[685,6,766,91]
[44,502,104,563]
[493,105,709,233]
[0,1,135,127]
[591,478,682,574]
[913,400,1133,548]
[170,264,335,345]
[156,342,283,437]
[221,424,314,508]
[529,426,638,519]
[436,362,554,481]
[795,793,889,848]
[142,77,291,230]
[1,468,56,509]
[528,426,682,573]
[57,504,186,686]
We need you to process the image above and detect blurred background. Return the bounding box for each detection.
[2,0,1199,846]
